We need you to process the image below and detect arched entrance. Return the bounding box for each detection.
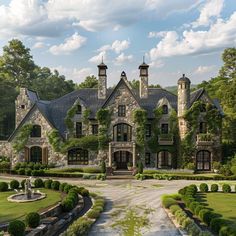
[196,150,211,171]
[157,151,172,169]
[30,146,42,163]
[68,148,89,165]
[113,151,132,169]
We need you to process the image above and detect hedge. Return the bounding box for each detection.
[25,212,40,228]
[10,180,20,189]
[210,184,219,192]
[34,178,44,188]
[161,196,177,208]
[199,183,208,192]
[222,184,231,193]
[8,220,25,236]
[0,182,8,192]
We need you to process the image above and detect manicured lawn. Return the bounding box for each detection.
[197,192,236,224]
[0,189,62,224]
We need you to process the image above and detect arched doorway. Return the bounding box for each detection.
[113,123,132,142]
[113,151,132,169]
[157,151,172,169]
[68,148,89,165]
[30,146,42,163]
[196,150,211,171]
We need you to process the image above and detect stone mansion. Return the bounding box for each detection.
[0,61,223,171]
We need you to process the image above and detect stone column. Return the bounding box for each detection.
[108,142,112,167]
[132,142,136,167]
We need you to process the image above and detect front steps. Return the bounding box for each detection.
[106,170,134,179]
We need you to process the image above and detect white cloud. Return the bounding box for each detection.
[89,51,107,64]
[32,42,47,49]
[149,60,164,68]
[193,65,216,74]
[49,33,86,55]
[192,0,224,28]
[115,53,133,65]
[148,31,168,38]
[98,40,130,54]
[149,11,236,60]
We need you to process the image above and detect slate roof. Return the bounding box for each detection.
[15,82,222,138]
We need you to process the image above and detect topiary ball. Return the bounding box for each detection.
[34,178,44,188]
[21,179,26,189]
[8,220,25,236]
[211,184,219,192]
[0,182,8,192]
[59,183,67,192]
[61,199,74,212]
[222,184,231,193]
[51,181,60,190]
[25,212,40,228]
[199,183,208,192]
[10,180,20,189]
[44,179,53,189]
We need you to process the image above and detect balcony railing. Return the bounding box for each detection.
[158,134,174,145]
[196,133,213,145]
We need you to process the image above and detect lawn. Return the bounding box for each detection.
[197,192,236,224]
[0,189,62,224]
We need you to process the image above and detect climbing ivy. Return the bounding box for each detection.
[12,124,33,153]
[133,109,147,152]
[47,129,63,152]
[64,101,80,135]
[82,108,91,133]
[96,108,111,150]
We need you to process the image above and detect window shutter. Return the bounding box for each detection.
[42,147,48,165]
[24,147,29,162]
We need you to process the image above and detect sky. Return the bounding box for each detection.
[0,0,236,87]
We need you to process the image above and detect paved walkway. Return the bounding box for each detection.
[0,175,202,235]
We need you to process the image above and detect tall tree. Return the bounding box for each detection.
[76,75,98,89]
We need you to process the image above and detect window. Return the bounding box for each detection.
[68,148,88,165]
[145,153,151,165]
[76,105,82,114]
[76,122,82,138]
[162,105,168,114]
[118,105,126,117]
[146,124,151,137]
[21,105,25,109]
[200,104,206,112]
[199,122,207,133]
[113,123,132,142]
[30,146,42,163]
[31,125,41,137]
[92,124,98,135]
[196,150,211,171]
[157,151,172,168]
[161,124,168,134]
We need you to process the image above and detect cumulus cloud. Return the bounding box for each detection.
[193,65,216,74]
[149,60,164,68]
[49,33,86,55]
[32,42,47,49]
[98,40,130,54]
[148,31,168,38]
[114,53,133,65]
[89,51,107,64]
[149,11,236,60]
[192,0,224,28]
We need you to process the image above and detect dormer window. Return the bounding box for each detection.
[31,125,41,137]
[21,105,25,109]
[76,105,82,114]
[118,105,126,117]
[162,105,168,114]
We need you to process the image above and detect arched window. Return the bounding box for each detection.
[31,125,41,137]
[68,148,88,165]
[157,151,172,169]
[113,123,132,142]
[196,150,211,171]
[30,146,42,163]
[76,105,82,114]
[162,105,168,114]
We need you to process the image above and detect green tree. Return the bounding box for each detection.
[77,75,98,89]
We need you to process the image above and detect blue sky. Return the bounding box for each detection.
[0,0,235,87]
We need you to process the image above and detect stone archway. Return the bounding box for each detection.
[30,146,42,163]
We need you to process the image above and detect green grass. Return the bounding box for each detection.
[197,192,236,224]
[0,189,62,224]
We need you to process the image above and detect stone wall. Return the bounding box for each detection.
[0,141,12,158]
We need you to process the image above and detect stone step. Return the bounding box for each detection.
[113,170,133,176]
[107,175,134,180]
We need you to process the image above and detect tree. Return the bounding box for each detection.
[129,79,161,89]
[76,75,98,89]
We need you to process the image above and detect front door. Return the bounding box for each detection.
[114,151,132,169]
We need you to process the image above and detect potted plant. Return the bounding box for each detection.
[127,162,132,171]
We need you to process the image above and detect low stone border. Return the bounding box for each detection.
[7,192,46,203]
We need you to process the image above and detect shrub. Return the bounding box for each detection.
[210,218,229,234]
[80,188,89,197]
[44,179,53,189]
[162,196,177,209]
[0,161,11,173]
[68,192,78,205]
[8,220,25,236]
[195,205,205,216]
[199,209,218,226]
[170,205,181,215]
[61,198,74,212]
[34,178,44,188]
[178,186,187,195]
[189,201,199,213]
[211,184,219,192]
[25,212,40,228]
[219,225,236,236]
[137,161,143,174]
[82,167,101,173]
[21,179,26,189]
[100,160,106,174]
[87,209,100,219]
[51,181,60,190]
[17,168,25,175]
[59,182,67,192]
[0,182,8,191]
[64,184,73,193]
[25,168,32,176]
[93,206,103,213]
[14,162,22,170]
[96,173,106,181]
[222,184,231,193]
[199,183,208,192]
[31,169,45,176]
[10,180,20,189]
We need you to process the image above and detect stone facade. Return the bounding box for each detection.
[0,62,223,171]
